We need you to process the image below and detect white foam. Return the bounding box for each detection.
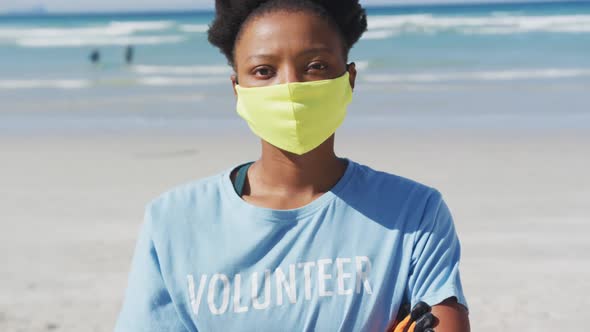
[364,68,590,83]
[361,30,399,40]
[0,20,174,40]
[133,65,231,75]
[109,21,175,32]
[179,24,209,33]
[363,14,590,36]
[0,79,91,89]
[0,20,179,47]
[138,76,228,86]
[17,35,185,47]
[0,75,229,89]
[354,61,370,71]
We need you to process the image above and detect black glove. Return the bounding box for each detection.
[390,301,436,332]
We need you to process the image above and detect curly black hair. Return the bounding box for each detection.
[208,0,368,67]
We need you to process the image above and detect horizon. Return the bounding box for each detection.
[0,0,586,16]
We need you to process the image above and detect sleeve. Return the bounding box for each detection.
[114,206,189,332]
[406,190,469,312]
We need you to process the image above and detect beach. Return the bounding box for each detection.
[2,1,590,331]
[1,124,589,331]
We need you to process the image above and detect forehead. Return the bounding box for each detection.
[235,10,343,61]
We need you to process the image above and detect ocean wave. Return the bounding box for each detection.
[4,67,588,90]
[364,14,590,37]
[0,75,228,89]
[179,24,209,33]
[0,79,90,89]
[361,30,399,40]
[0,20,180,48]
[17,35,186,47]
[109,20,175,32]
[363,68,590,83]
[0,20,174,40]
[133,65,231,75]
[138,76,228,86]
[354,61,370,71]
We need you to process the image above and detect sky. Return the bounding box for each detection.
[0,0,574,13]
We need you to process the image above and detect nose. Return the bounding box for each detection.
[278,64,303,84]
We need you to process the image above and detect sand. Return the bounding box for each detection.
[1,126,588,331]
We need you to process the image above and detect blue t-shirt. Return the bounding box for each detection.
[115,160,468,332]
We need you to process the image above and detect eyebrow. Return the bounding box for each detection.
[245,47,335,62]
[246,54,277,62]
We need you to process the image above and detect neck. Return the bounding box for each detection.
[253,136,346,194]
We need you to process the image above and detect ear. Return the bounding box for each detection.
[231,74,238,97]
[347,62,357,91]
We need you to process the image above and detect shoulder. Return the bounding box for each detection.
[348,160,442,204]
[149,173,224,208]
[342,160,447,230]
[143,171,227,231]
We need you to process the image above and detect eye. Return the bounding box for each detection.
[307,62,328,72]
[252,66,275,79]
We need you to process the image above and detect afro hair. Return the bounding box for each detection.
[208,0,368,66]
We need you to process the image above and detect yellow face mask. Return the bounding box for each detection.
[235,71,353,155]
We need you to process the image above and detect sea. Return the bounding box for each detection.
[1,1,589,134]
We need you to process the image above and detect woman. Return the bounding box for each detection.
[115,1,470,331]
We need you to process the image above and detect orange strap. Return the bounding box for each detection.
[391,315,417,332]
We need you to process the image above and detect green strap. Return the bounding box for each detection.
[234,162,253,197]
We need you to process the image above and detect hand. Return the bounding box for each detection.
[389,301,436,332]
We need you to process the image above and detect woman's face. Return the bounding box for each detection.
[232,10,356,89]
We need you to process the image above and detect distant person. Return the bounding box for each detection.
[125,45,134,64]
[89,49,100,64]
